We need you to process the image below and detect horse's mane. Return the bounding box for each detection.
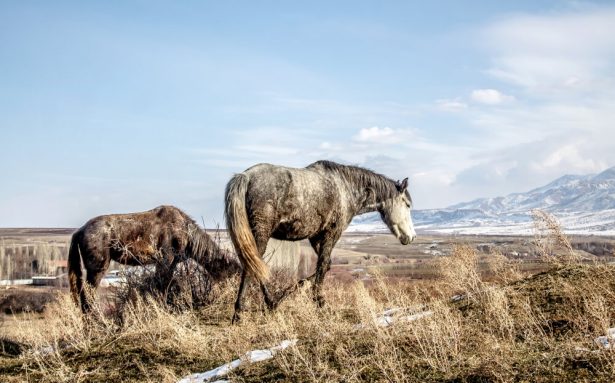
[185,217,241,278]
[186,222,219,260]
[308,160,411,202]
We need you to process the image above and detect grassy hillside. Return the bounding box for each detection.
[1,241,614,382]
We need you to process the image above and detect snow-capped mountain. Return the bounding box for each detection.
[349,166,615,235]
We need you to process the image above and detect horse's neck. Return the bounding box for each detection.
[335,172,390,216]
[356,201,380,215]
[356,192,385,215]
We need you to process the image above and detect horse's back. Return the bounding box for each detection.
[81,206,187,235]
[244,164,334,205]
[240,163,344,238]
[76,206,191,262]
[150,205,189,224]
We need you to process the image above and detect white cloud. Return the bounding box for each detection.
[452,137,610,199]
[483,7,615,93]
[436,98,468,112]
[536,144,603,173]
[353,126,399,143]
[319,141,343,151]
[470,89,514,105]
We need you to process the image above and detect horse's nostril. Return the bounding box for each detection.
[400,235,411,245]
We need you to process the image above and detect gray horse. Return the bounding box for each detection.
[225,160,416,322]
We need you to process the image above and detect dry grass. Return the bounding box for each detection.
[1,223,615,382]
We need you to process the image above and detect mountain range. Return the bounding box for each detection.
[350,166,615,235]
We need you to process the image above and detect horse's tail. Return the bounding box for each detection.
[225,173,269,282]
[68,230,84,308]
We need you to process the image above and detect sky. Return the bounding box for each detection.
[1,1,615,227]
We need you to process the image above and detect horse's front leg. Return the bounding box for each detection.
[309,234,337,307]
[312,251,332,307]
[156,249,178,291]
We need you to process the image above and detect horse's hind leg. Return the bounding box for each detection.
[233,228,274,321]
[232,269,249,323]
[82,268,105,313]
[254,233,278,311]
[260,282,277,311]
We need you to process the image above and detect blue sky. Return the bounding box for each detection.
[1,1,615,227]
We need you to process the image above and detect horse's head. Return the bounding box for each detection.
[206,248,243,280]
[378,178,416,245]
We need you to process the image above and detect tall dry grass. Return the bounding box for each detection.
[3,262,613,382]
[532,209,581,264]
[1,221,614,382]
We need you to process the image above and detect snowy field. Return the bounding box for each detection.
[349,210,615,236]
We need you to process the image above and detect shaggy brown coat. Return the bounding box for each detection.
[68,205,240,313]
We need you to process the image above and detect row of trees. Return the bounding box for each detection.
[0,242,68,282]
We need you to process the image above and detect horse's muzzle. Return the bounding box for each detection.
[400,234,415,245]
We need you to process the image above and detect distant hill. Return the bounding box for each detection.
[350,166,615,235]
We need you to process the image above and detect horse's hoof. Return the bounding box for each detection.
[231,312,241,324]
[264,297,280,311]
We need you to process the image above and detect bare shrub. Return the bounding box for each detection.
[437,244,482,296]
[484,250,522,284]
[112,256,215,321]
[532,209,580,264]
[0,290,57,314]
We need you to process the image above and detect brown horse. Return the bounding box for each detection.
[68,205,241,313]
[225,160,416,322]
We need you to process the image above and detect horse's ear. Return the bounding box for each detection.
[397,178,408,192]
